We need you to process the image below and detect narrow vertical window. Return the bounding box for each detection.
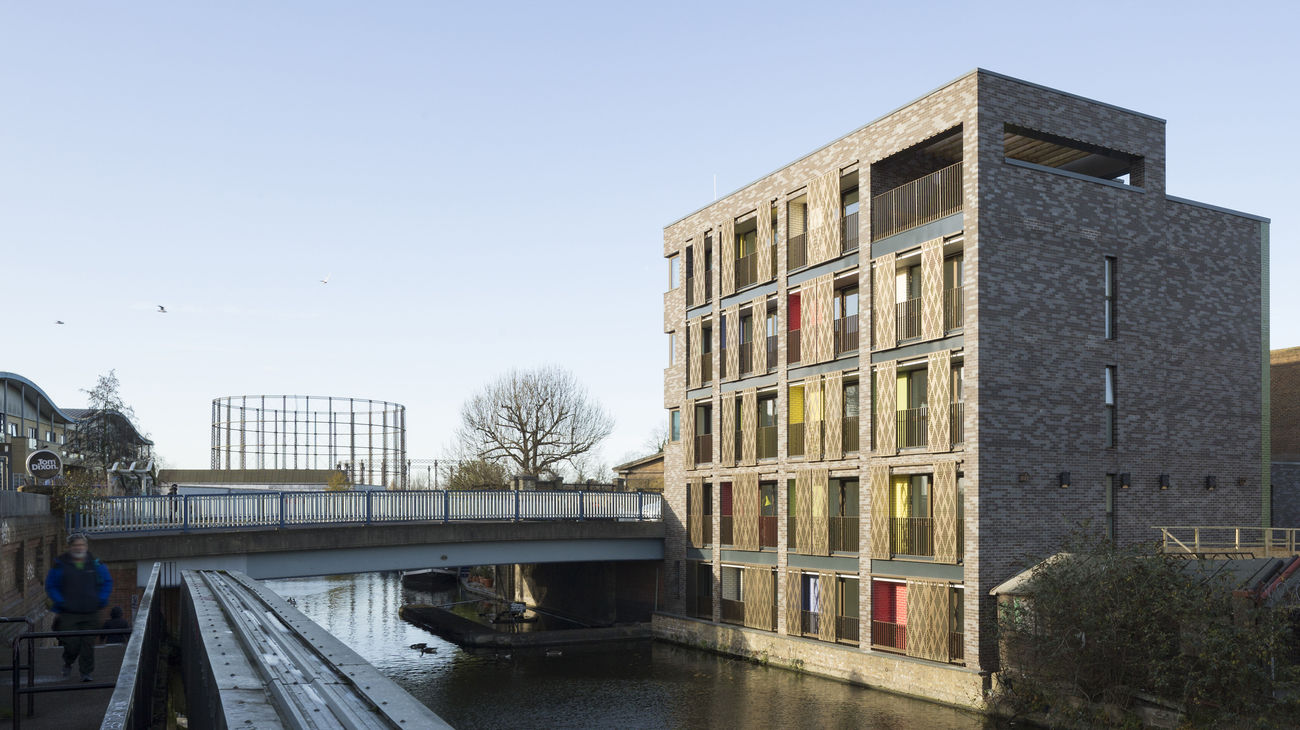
[1105,366,1117,448]
[669,254,680,290]
[668,332,676,365]
[1104,256,1116,339]
[670,409,680,442]
[1105,474,1116,541]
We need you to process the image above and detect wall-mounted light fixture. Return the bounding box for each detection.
[1237,477,1247,487]
[1205,476,1217,491]
[1119,473,1131,489]
[1018,472,1030,484]
[1159,473,1170,490]
[1059,472,1070,489]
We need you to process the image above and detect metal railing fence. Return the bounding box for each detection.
[841,212,859,253]
[872,620,907,652]
[871,162,963,241]
[896,297,922,341]
[945,285,964,331]
[830,516,859,553]
[834,314,859,355]
[891,516,934,557]
[787,233,807,269]
[897,407,928,449]
[67,489,664,534]
[788,329,802,364]
[1156,526,1300,557]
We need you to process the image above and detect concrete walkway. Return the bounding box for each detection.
[0,644,125,729]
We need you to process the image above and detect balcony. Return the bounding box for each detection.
[833,315,859,355]
[701,352,712,384]
[841,211,859,253]
[686,275,696,308]
[843,416,859,453]
[719,347,727,379]
[949,632,964,664]
[739,341,753,375]
[896,297,921,341]
[720,598,745,626]
[800,610,821,637]
[788,329,802,364]
[951,402,964,446]
[719,514,733,546]
[788,233,807,270]
[871,162,963,242]
[891,516,934,557]
[734,430,743,462]
[945,285,964,331]
[735,252,759,290]
[757,425,777,459]
[694,433,712,464]
[830,516,859,553]
[897,407,928,449]
[766,335,777,371]
[760,515,778,549]
[872,620,907,652]
[789,423,805,457]
[838,616,860,645]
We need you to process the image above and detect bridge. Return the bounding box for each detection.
[68,489,665,584]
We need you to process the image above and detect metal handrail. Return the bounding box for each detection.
[841,211,859,253]
[1156,526,1300,557]
[68,489,665,534]
[897,407,928,448]
[896,297,922,341]
[871,162,963,241]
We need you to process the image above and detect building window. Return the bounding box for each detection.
[695,404,713,464]
[760,481,777,548]
[834,286,859,355]
[6,422,16,437]
[1104,256,1116,339]
[951,364,965,446]
[832,478,859,553]
[719,565,743,625]
[45,430,55,442]
[896,263,922,341]
[757,394,777,459]
[765,306,778,372]
[945,254,964,331]
[891,474,933,556]
[739,310,754,375]
[669,332,677,365]
[844,381,859,452]
[669,410,680,442]
[871,579,907,652]
[28,427,37,440]
[897,368,928,449]
[787,291,802,364]
[1105,366,1117,448]
[669,254,680,290]
[788,384,805,457]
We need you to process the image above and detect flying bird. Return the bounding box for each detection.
[320,274,331,285]
[54,320,65,325]
[157,305,168,313]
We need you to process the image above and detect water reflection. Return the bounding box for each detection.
[266,572,996,730]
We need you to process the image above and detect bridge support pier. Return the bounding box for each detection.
[501,560,661,626]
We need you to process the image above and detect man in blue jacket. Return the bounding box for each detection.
[44,533,113,681]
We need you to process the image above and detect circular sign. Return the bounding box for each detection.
[26,449,62,480]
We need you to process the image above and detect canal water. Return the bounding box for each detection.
[266,572,997,730]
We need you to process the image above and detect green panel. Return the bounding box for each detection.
[718,549,777,566]
[685,547,712,561]
[871,559,964,582]
[787,553,861,573]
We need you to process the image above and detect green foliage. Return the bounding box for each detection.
[994,533,1298,727]
[48,469,102,517]
[445,459,510,491]
[325,471,351,492]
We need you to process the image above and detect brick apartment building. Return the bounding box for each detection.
[1273,347,1300,527]
[655,69,1270,708]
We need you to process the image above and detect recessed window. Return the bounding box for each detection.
[668,332,677,365]
[669,254,680,290]
[669,409,680,442]
[1105,366,1117,448]
[1104,256,1117,340]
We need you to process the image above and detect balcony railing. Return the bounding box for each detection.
[841,211,859,253]
[694,433,712,464]
[871,162,963,241]
[830,516,859,553]
[739,340,753,375]
[719,514,733,546]
[719,347,727,379]
[720,598,745,626]
[788,329,801,364]
[800,610,820,637]
[766,335,777,371]
[891,516,934,556]
[833,314,859,355]
[757,425,777,459]
[897,407,928,449]
[759,515,778,549]
[788,233,807,269]
[701,352,712,384]
[951,402,965,446]
[769,244,777,282]
[945,285,964,331]
[838,616,860,645]
[896,297,921,341]
[734,430,743,462]
[788,423,805,457]
[735,252,759,290]
[843,416,859,452]
[949,632,964,663]
[686,275,695,308]
[872,620,907,652]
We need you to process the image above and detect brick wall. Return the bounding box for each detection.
[1273,462,1300,528]
[1273,347,1300,461]
[0,504,63,644]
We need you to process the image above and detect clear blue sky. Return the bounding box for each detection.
[2,1,1295,471]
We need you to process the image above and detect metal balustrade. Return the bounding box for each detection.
[1156,526,1300,558]
[833,314,859,354]
[891,516,934,557]
[896,297,922,341]
[945,285,964,331]
[787,233,807,269]
[897,407,928,448]
[871,162,963,241]
[67,489,664,534]
[788,329,801,364]
[841,212,859,253]
[872,620,907,652]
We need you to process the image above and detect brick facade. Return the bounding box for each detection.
[657,69,1268,710]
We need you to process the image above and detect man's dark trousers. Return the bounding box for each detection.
[56,612,100,675]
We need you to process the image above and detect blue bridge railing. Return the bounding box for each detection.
[67,489,664,534]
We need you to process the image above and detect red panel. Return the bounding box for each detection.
[788,292,801,330]
[872,581,895,623]
[720,482,733,516]
[896,584,908,627]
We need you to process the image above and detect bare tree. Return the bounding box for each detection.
[67,370,147,479]
[457,366,614,477]
[642,422,671,454]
